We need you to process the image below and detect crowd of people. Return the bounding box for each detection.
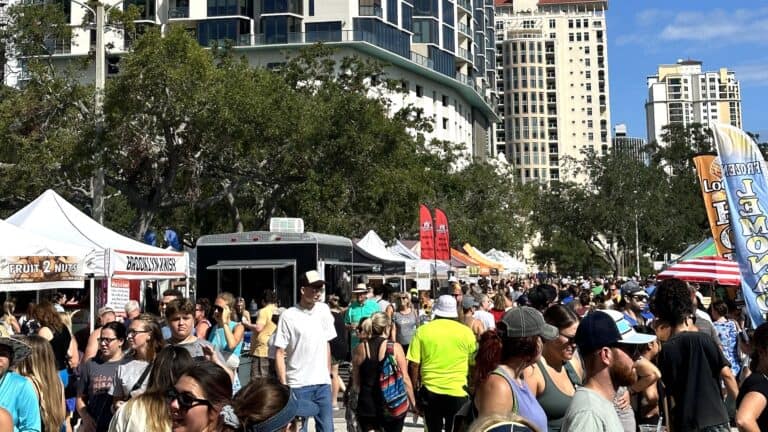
[0,271,766,432]
[321,274,768,432]
[0,285,309,432]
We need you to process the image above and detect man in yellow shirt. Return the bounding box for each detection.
[247,291,277,378]
[407,294,477,432]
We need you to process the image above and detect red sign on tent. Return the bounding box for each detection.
[434,208,451,261]
[419,204,435,259]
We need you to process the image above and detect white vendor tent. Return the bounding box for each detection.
[7,189,189,281]
[357,230,452,278]
[486,248,528,274]
[0,219,92,291]
[387,239,451,275]
[7,190,190,330]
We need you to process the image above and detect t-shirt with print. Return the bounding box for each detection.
[250,303,277,358]
[79,356,130,431]
[657,331,730,431]
[561,387,624,432]
[274,301,336,387]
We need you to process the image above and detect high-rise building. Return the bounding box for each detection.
[3,0,498,162]
[645,60,742,146]
[494,0,610,184]
[613,123,646,164]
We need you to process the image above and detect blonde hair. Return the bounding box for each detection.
[16,335,66,432]
[358,317,373,340]
[370,312,391,337]
[395,293,411,311]
[467,414,540,432]
[217,292,237,320]
[120,394,171,432]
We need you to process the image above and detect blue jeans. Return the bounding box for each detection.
[293,384,334,432]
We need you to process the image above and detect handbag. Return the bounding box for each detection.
[379,341,409,418]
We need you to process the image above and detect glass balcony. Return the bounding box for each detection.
[458,47,472,61]
[359,5,383,18]
[458,22,471,35]
[169,6,189,18]
[457,0,471,12]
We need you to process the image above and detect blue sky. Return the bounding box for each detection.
[607,0,768,141]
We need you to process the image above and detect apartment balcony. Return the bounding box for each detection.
[359,5,383,18]
[457,47,473,63]
[458,0,472,13]
[169,6,189,19]
[458,22,471,36]
[411,51,434,69]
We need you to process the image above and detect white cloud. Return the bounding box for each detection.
[734,63,768,87]
[618,7,768,48]
[659,8,768,44]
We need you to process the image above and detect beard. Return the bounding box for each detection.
[609,359,637,387]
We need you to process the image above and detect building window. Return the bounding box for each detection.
[306,22,342,42]
[412,18,438,43]
[585,83,591,91]
[442,94,449,106]
[568,19,573,28]
[413,0,439,17]
[263,0,302,14]
[568,33,574,42]
[549,19,555,29]
[442,117,448,129]
[416,85,424,97]
[583,32,589,41]
[309,0,314,15]
[586,95,592,103]
[387,0,397,25]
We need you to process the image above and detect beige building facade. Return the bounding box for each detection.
[645,60,742,146]
[494,0,610,184]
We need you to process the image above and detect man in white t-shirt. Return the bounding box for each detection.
[473,294,496,330]
[274,270,336,432]
[561,310,655,432]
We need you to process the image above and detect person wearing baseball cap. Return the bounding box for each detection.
[473,307,557,432]
[407,295,476,432]
[561,310,656,432]
[0,336,41,431]
[273,270,336,432]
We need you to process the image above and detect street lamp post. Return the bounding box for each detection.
[70,0,120,224]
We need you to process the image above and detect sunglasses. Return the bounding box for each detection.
[560,333,577,345]
[98,337,118,344]
[610,343,640,360]
[127,330,150,337]
[631,295,649,301]
[167,388,212,411]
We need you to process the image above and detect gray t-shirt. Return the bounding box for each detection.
[393,310,418,346]
[170,337,224,363]
[112,359,151,400]
[561,387,624,432]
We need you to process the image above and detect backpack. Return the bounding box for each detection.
[378,341,409,418]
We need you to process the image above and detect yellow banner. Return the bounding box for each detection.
[692,154,733,258]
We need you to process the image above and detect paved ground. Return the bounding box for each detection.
[306,409,425,432]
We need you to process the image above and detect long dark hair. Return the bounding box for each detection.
[543,304,578,329]
[179,361,232,409]
[234,377,292,428]
[472,328,539,386]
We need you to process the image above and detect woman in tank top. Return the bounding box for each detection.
[523,304,583,432]
[474,307,559,432]
[352,312,415,432]
[33,301,79,385]
[391,293,418,354]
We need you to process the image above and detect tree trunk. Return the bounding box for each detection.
[223,181,243,232]
[135,209,156,241]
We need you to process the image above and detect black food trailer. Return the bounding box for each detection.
[195,231,405,307]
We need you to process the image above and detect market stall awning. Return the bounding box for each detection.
[677,238,718,261]
[0,219,91,291]
[207,259,296,270]
[7,189,188,280]
[657,256,740,286]
[451,248,489,276]
[462,244,505,271]
[352,244,406,275]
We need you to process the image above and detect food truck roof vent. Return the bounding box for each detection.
[269,218,305,234]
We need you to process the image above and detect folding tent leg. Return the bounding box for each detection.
[89,278,96,333]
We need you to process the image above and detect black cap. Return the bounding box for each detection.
[574,311,621,355]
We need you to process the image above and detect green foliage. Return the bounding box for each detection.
[0,10,533,252]
[532,123,714,275]
[532,232,611,276]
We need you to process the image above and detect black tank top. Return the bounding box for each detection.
[356,337,386,417]
[49,327,72,370]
